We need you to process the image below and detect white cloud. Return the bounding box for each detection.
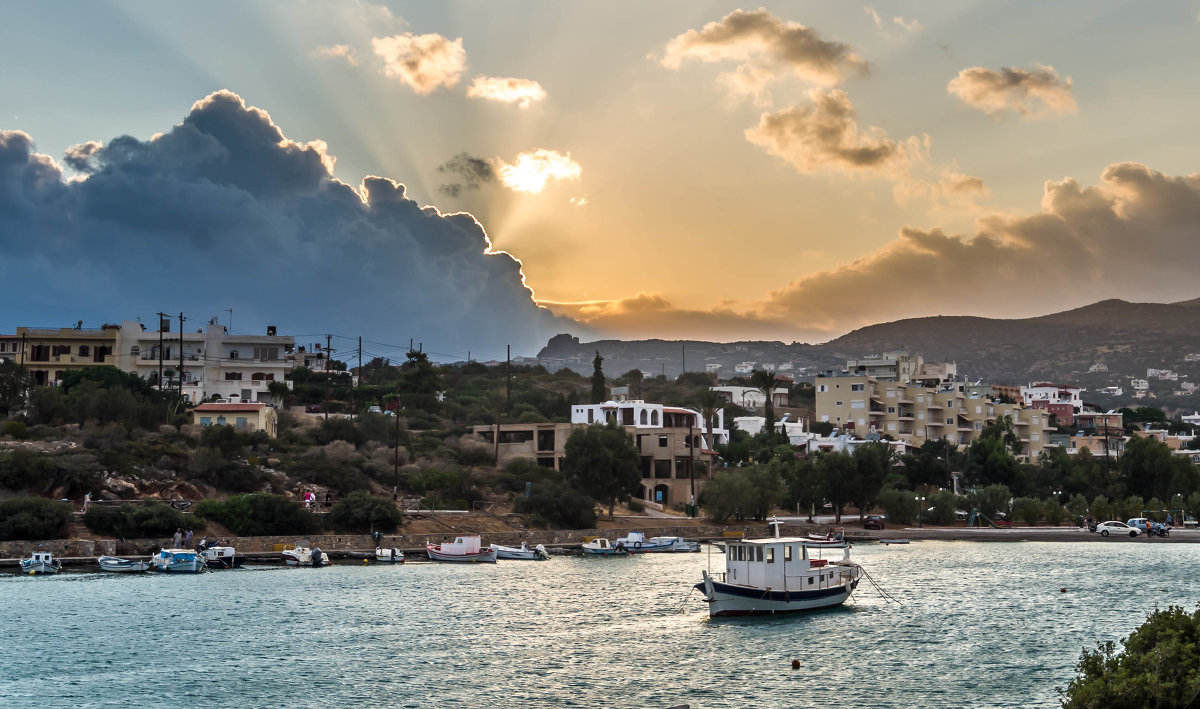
[893,16,922,33]
[466,76,547,108]
[948,64,1077,118]
[315,44,359,66]
[494,149,582,193]
[371,33,466,94]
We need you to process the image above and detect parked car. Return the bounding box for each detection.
[367,405,383,414]
[1126,517,1151,532]
[1095,520,1139,537]
[863,515,885,530]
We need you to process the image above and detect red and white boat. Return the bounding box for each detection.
[426,535,497,563]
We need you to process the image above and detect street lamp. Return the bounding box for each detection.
[915,495,926,528]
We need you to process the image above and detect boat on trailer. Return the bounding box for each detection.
[493,542,548,560]
[426,535,497,563]
[19,550,62,575]
[97,555,150,573]
[695,520,862,617]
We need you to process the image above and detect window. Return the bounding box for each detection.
[651,411,659,426]
[225,372,242,381]
[808,577,814,585]
[887,406,896,414]
[78,345,90,357]
[850,383,864,392]
[850,400,865,409]
[836,401,843,407]
[131,345,140,357]
[766,548,775,563]
[639,410,647,425]
[658,435,668,447]
[216,416,226,425]
[785,546,793,562]
[229,350,239,359]
[756,547,764,562]
[200,417,211,426]
[236,417,248,428]
[817,384,827,393]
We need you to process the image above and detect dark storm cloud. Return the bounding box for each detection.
[437,152,495,197]
[0,90,578,355]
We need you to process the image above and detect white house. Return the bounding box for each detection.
[710,385,789,410]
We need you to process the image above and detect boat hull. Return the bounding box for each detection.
[97,556,150,573]
[203,555,246,569]
[375,548,405,563]
[427,549,497,563]
[696,571,860,617]
[150,560,205,573]
[19,561,61,575]
[581,547,629,556]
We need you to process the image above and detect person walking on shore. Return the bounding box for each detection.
[173,528,182,549]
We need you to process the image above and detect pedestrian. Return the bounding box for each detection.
[83,492,92,513]
[173,528,182,549]
[185,529,193,548]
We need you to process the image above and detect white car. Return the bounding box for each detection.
[1094,520,1140,537]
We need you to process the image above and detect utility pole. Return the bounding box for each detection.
[688,422,696,517]
[157,312,166,389]
[323,334,332,422]
[493,394,502,464]
[505,344,511,414]
[178,312,184,398]
[355,335,362,418]
[394,399,401,501]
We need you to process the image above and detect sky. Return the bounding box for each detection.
[3,1,1200,358]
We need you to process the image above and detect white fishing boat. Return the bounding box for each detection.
[201,545,245,569]
[426,535,497,563]
[493,542,548,561]
[149,548,205,573]
[695,521,862,617]
[375,547,404,563]
[19,550,62,575]
[644,536,701,553]
[97,555,150,573]
[281,541,332,567]
[581,538,630,556]
[613,531,675,553]
[804,527,849,548]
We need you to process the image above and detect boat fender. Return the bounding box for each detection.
[634,542,641,550]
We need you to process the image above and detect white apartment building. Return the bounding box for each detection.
[844,351,957,384]
[1020,383,1084,412]
[115,320,294,404]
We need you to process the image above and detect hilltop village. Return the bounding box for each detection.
[2,318,1200,545]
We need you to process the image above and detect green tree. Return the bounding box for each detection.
[696,387,723,452]
[749,369,780,435]
[782,456,825,521]
[590,351,606,404]
[1012,496,1042,526]
[514,478,597,529]
[562,423,640,520]
[851,442,891,521]
[326,491,403,533]
[0,498,73,541]
[820,451,856,524]
[399,349,442,414]
[700,470,752,523]
[1060,604,1200,708]
[0,360,31,416]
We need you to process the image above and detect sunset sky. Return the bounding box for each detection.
[3,1,1200,357]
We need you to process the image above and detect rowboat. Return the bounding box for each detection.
[493,542,548,561]
[97,555,150,572]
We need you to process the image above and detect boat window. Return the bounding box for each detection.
[808,577,814,585]
[766,548,774,563]
[785,546,793,562]
[727,546,733,560]
[756,547,764,562]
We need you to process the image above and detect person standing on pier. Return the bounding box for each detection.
[185,529,193,548]
[173,528,182,549]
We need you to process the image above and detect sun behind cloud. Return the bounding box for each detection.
[495,149,582,193]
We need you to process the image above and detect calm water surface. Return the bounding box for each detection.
[2,541,1198,708]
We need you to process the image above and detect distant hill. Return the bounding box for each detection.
[535,298,1200,409]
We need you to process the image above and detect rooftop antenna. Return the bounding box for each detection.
[225,308,233,333]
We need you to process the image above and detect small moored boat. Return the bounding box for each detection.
[282,541,332,567]
[581,538,630,556]
[375,547,404,563]
[426,536,497,563]
[644,536,700,553]
[149,548,205,573]
[695,521,862,617]
[493,542,548,561]
[201,545,245,569]
[19,550,62,575]
[97,555,150,573]
[879,539,910,545]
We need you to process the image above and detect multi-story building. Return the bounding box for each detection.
[815,374,1055,456]
[472,400,728,508]
[844,351,957,385]
[191,401,279,438]
[13,324,120,385]
[709,385,789,410]
[116,320,294,404]
[0,335,18,363]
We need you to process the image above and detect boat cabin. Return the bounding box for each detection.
[722,537,851,591]
[437,536,484,554]
[29,551,55,564]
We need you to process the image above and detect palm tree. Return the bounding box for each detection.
[749,369,780,437]
[696,387,723,450]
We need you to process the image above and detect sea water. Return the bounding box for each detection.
[1,541,1197,708]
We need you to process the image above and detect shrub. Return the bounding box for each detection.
[193,494,321,536]
[1,421,28,439]
[326,491,403,533]
[876,488,916,524]
[627,498,645,513]
[84,503,193,539]
[0,497,73,541]
[514,479,596,529]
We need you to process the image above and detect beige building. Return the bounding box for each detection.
[192,402,279,438]
[13,325,120,386]
[815,375,1055,456]
[844,351,956,384]
[473,400,727,508]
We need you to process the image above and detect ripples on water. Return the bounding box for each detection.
[2,542,1198,708]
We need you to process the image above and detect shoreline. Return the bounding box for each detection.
[3,523,1197,568]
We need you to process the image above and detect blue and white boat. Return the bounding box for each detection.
[149,548,205,573]
[644,535,700,553]
[19,550,62,575]
[695,521,862,617]
[581,538,629,556]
